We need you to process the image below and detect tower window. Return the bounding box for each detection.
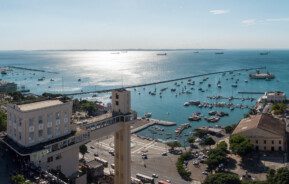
[116,101,119,105]
[116,94,119,99]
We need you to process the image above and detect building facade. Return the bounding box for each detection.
[233,114,286,152]
[3,99,90,177]
[6,100,73,147]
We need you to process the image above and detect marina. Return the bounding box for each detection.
[1,50,288,144]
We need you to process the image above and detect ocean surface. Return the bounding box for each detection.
[1,50,289,143]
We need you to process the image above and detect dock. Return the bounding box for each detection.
[238,91,264,94]
[64,66,266,96]
[131,118,176,134]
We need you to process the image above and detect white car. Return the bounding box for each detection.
[152,174,158,178]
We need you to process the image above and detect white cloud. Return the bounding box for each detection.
[209,9,230,15]
[265,17,289,22]
[241,19,256,26]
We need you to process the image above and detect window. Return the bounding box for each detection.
[19,132,22,140]
[56,112,60,120]
[255,140,258,144]
[264,146,266,150]
[47,156,53,163]
[116,101,119,105]
[279,147,282,151]
[29,132,34,142]
[279,140,282,144]
[56,154,62,160]
[38,129,43,137]
[38,116,43,124]
[116,94,119,99]
[19,118,22,127]
[29,118,34,126]
[47,114,53,123]
[272,140,274,144]
[264,140,266,144]
[47,127,52,136]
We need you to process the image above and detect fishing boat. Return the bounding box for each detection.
[260,51,269,55]
[157,52,167,56]
[144,112,152,118]
[249,70,275,79]
[1,70,7,75]
[188,114,201,121]
[205,116,220,123]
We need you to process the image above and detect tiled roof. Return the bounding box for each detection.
[233,114,285,136]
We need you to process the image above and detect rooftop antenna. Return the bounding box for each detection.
[121,71,124,89]
[61,76,64,95]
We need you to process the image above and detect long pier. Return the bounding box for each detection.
[8,66,59,74]
[65,66,266,96]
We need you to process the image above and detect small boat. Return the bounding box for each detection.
[1,71,7,75]
[231,84,238,88]
[171,88,176,92]
[92,94,97,97]
[217,84,222,88]
[215,52,224,55]
[188,115,201,121]
[50,79,54,82]
[260,51,269,55]
[205,116,220,123]
[245,80,248,83]
[156,53,167,56]
[38,77,44,81]
[78,78,81,82]
[193,51,199,53]
[144,113,152,118]
[208,84,211,87]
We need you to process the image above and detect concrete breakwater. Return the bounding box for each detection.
[8,66,59,74]
[65,66,266,96]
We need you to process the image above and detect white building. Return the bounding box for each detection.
[258,91,286,103]
[3,99,90,177]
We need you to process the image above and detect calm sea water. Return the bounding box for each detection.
[1,50,289,142]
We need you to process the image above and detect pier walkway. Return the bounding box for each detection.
[65,66,266,96]
[131,118,177,134]
[8,66,59,74]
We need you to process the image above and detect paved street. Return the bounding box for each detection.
[83,134,192,184]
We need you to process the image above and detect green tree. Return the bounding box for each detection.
[0,110,7,132]
[11,174,32,184]
[267,167,289,184]
[203,172,241,184]
[224,124,237,134]
[167,141,181,151]
[187,136,195,144]
[79,144,88,159]
[217,141,228,152]
[205,141,228,171]
[176,151,192,181]
[272,103,287,115]
[202,137,216,146]
[229,134,253,156]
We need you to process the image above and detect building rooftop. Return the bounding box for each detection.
[74,113,112,125]
[17,100,63,111]
[233,114,285,136]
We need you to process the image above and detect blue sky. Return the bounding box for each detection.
[0,0,289,50]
